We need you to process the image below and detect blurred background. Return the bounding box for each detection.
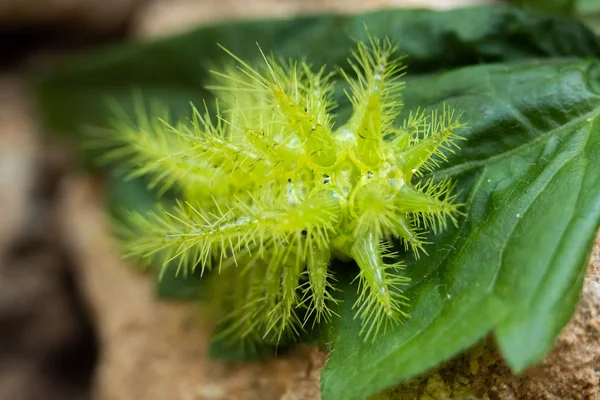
[1,0,599,400]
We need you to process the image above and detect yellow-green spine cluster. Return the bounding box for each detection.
[100,36,464,343]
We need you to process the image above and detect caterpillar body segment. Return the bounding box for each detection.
[104,37,464,342]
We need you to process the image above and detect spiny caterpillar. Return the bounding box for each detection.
[101,36,464,343]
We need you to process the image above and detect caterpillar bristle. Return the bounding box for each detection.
[99,34,465,343]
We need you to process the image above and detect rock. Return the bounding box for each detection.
[0,77,97,400]
[0,0,138,33]
[0,77,37,253]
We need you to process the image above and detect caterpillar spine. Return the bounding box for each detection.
[99,36,464,343]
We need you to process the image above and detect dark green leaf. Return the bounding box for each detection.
[34,5,599,145]
[154,264,205,300]
[321,58,600,400]
[507,0,600,34]
[31,4,600,399]
[208,336,278,362]
[578,0,600,34]
[35,4,600,308]
[508,0,577,16]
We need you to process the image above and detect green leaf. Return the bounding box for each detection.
[34,5,600,144]
[508,0,600,34]
[154,263,205,300]
[35,5,600,306]
[578,0,600,35]
[321,58,600,400]
[30,4,600,398]
[208,336,278,362]
[508,0,577,16]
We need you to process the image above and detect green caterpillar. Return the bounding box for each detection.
[100,36,464,344]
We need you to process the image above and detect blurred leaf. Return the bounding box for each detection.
[508,0,577,15]
[208,336,278,362]
[508,0,600,34]
[578,0,600,34]
[35,5,600,145]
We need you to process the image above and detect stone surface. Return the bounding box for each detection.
[0,77,37,253]
[0,78,97,400]
[0,0,138,32]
